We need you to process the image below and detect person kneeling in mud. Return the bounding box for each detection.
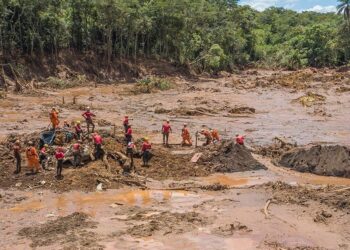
[141,137,152,166]
[39,144,49,170]
[55,147,65,179]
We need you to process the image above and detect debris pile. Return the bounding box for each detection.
[199,141,266,173]
[228,106,255,114]
[279,145,350,178]
[293,92,326,107]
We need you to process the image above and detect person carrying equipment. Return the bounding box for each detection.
[55,147,65,179]
[13,140,21,174]
[26,141,40,174]
[181,123,192,146]
[82,107,96,133]
[141,137,152,166]
[50,108,59,130]
[93,133,103,160]
[162,119,172,146]
[39,144,49,170]
[200,129,212,146]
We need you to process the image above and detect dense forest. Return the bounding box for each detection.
[1,0,350,71]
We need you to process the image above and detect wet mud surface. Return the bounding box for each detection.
[1,68,350,249]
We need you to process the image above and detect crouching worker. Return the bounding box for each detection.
[93,133,103,160]
[26,141,40,174]
[200,129,212,146]
[55,147,65,179]
[73,140,82,168]
[141,137,152,166]
[39,144,49,170]
[13,140,21,174]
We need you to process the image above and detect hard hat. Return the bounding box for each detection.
[78,140,82,143]
[87,106,90,110]
[76,120,81,124]
[144,137,149,141]
[235,133,239,136]
[15,140,20,144]
[28,141,33,145]
[64,120,68,123]
[44,144,49,147]
[166,119,170,122]
[183,123,187,126]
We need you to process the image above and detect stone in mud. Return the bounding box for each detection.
[279,145,350,178]
[228,106,255,114]
[200,141,266,173]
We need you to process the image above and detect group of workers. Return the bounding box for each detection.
[13,106,246,179]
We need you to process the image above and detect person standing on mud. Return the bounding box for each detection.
[211,129,220,143]
[72,140,82,168]
[235,134,245,145]
[55,147,65,179]
[181,123,192,146]
[26,141,40,174]
[13,140,21,174]
[93,133,103,160]
[141,137,152,166]
[125,125,133,144]
[50,108,59,130]
[82,107,96,133]
[75,121,83,140]
[126,140,136,171]
[162,119,172,146]
[200,129,212,146]
[123,115,129,133]
[39,144,49,170]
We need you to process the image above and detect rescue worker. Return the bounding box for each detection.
[39,144,49,170]
[125,125,133,144]
[235,134,245,145]
[211,129,220,143]
[200,129,212,146]
[93,133,103,160]
[141,137,152,166]
[72,140,82,168]
[82,107,96,133]
[26,141,40,174]
[123,116,129,133]
[126,140,136,171]
[13,140,21,174]
[55,147,65,179]
[181,123,192,146]
[162,119,172,146]
[75,121,83,140]
[50,108,59,130]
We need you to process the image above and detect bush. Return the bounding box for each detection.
[133,77,172,94]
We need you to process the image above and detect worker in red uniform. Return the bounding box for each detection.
[123,116,129,133]
[13,140,21,174]
[75,121,83,140]
[181,123,192,146]
[141,137,152,166]
[125,125,133,144]
[126,140,136,171]
[82,107,96,133]
[235,134,245,145]
[200,129,212,146]
[55,147,65,179]
[93,133,103,160]
[211,129,220,143]
[72,140,82,168]
[39,144,49,170]
[162,119,172,146]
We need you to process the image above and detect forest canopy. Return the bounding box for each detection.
[1,0,349,71]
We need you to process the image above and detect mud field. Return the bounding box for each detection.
[1,68,350,250]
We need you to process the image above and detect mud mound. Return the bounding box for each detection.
[200,141,266,173]
[126,211,208,237]
[228,106,255,114]
[212,222,252,236]
[18,212,100,248]
[293,92,326,107]
[279,145,350,178]
[260,181,350,211]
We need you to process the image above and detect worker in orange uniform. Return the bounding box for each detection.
[162,119,172,147]
[235,134,245,145]
[26,141,40,174]
[13,140,21,174]
[123,116,129,133]
[181,123,192,146]
[82,107,96,133]
[200,129,212,146]
[211,129,220,143]
[50,108,59,130]
[141,137,152,166]
[93,133,103,160]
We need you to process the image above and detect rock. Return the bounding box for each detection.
[96,183,103,191]
[15,182,22,187]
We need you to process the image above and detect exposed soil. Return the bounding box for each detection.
[279,145,350,178]
[18,212,100,249]
[199,141,267,173]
